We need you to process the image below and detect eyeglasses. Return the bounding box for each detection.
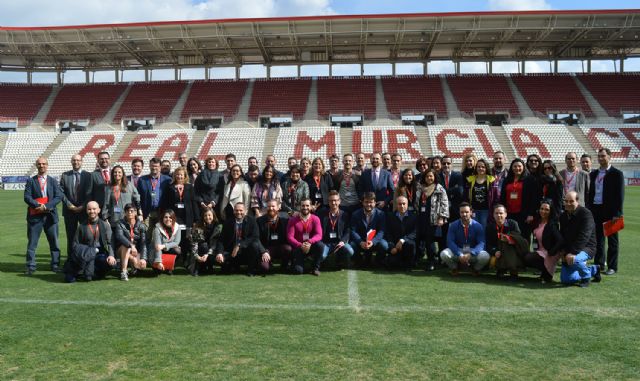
[442,162,452,166]
[543,166,553,171]
[528,159,539,163]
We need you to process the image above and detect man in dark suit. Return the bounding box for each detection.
[319,191,353,270]
[127,158,144,188]
[587,148,624,275]
[24,157,63,274]
[560,191,600,287]
[215,202,265,276]
[59,154,92,260]
[385,195,417,270]
[439,155,464,222]
[360,153,394,209]
[256,199,291,271]
[137,157,172,229]
[89,151,112,209]
[349,192,388,267]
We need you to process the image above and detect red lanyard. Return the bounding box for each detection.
[564,170,576,190]
[269,217,279,231]
[151,177,159,191]
[102,170,109,184]
[329,212,339,231]
[88,223,99,241]
[496,224,504,240]
[344,173,351,188]
[38,176,47,194]
[112,185,121,205]
[129,223,135,243]
[445,174,449,189]
[176,185,184,201]
[314,176,321,190]
[406,188,413,202]
[463,224,469,242]
[164,226,173,239]
[301,217,311,233]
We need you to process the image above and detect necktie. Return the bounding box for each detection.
[74,172,80,202]
[373,170,378,186]
[103,169,110,183]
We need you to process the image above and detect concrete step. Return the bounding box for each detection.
[167,81,193,123]
[566,125,597,157]
[340,127,353,154]
[572,76,617,123]
[26,132,67,175]
[262,128,279,162]
[489,125,516,161]
[440,76,462,119]
[505,75,535,118]
[375,76,389,120]
[414,127,433,157]
[30,86,61,127]
[303,77,319,121]
[101,83,133,125]
[111,132,137,163]
[233,79,255,122]
[187,129,207,159]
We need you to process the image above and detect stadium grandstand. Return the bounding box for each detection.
[1,9,640,185]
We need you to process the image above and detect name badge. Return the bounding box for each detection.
[113,206,122,213]
[175,203,185,209]
[95,248,100,253]
[329,232,338,239]
[420,206,426,212]
[532,240,539,250]
[179,224,186,230]
[270,234,279,241]
[151,192,156,198]
[302,233,310,241]
[408,206,414,211]
[462,244,471,254]
[315,192,322,199]
[510,192,518,200]
[344,191,352,197]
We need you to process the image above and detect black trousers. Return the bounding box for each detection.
[591,205,619,271]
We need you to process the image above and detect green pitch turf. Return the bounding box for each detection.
[1,189,639,380]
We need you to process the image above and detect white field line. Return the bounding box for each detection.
[347,270,361,312]
[0,297,638,316]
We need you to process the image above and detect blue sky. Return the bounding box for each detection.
[0,0,638,82]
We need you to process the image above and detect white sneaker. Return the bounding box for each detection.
[120,271,129,281]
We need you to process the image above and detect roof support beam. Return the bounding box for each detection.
[390,19,406,60]
[419,18,442,60]
[180,25,207,64]
[288,21,301,61]
[216,24,242,65]
[111,28,151,67]
[251,23,270,64]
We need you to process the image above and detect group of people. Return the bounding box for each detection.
[24,147,624,287]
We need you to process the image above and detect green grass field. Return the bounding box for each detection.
[1,188,639,380]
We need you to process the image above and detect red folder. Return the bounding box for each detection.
[603,217,624,237]
[28,197,48,216]
[366,229,377,242]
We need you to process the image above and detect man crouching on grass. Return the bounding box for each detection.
[63,201,117,282]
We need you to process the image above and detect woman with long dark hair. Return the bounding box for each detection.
[220,164,251,220]
[114,203,147,281]
[465,159,496,229]
[524,199,563,283]
[416,169,449,271]
[152,209,181,275]
[304,157,334,214]
[188,207,223,276]
[500,158,531,241]
[186,157,202,184]
[251,165,283,217]
[393,168,417,212]
[538,160,564,220]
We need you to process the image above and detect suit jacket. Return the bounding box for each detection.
[360,168,394,205]
[256,215,290,247]
[74,219,114,257]
[218,216,260,253]
[485,218,521,256]
[349,208,386,246]
[447,219,485,256]
[319,209,351,244]
[24,174,63,223]
[385,211,417,246]
[304,173,334,207]
[89,169,111,208]
[559,206,596,258]
[136,174,172,218]
[587,166,624,220]
[194,168,224,208]
[103,182,141,224]
[559,169,590,207]
[59,170,92,217]
[160,183,199,227]
[438,171,464,220]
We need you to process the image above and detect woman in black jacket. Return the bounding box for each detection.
[194,156,223,218]
[524,199,563,283]
[114,203,147,281]
[160,167,199,256]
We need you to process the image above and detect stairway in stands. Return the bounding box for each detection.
[340,127,353,155]
[371,77,397,125]
[414,127,433,158]
[489,125,516,160]
[99,83,133,126]
[302,77,319,121]
[186,130,207,159]
[165,81,194,125]
[262,128,279,161]
[572,76,616,123]
[111,132,137,163]
[505,76,540,123]
[567,125,597,156]
[226,79,255,128]
[0,134,7,176]
[25,133,68,175]
[439,76,463,121]
[30,86,61,128]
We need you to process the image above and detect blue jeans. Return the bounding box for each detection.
[561,251,598,284]
[26,215,60,270]
[473,210,489,230]
[321,242,354,261]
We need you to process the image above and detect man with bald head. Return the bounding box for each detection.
[24,156,63,275]
[60,154,92,260]
[558,191,600,287]
[64,201,116,282]
[560,152,589,207]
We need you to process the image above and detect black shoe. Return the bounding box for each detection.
[293,265,304,275]
[191,270,199,277]
[425,264,435,272]
[604,269,616,276]
[166,270,173,276]
[246,271,256,277]
[578,279,590,288]
[592,265,602,283]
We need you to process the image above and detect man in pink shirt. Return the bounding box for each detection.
[287,198,325,275]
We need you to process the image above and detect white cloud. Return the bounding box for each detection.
[0,0,335,27]
[488,0,551,11]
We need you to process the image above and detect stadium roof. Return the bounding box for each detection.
[1,9,640,72]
